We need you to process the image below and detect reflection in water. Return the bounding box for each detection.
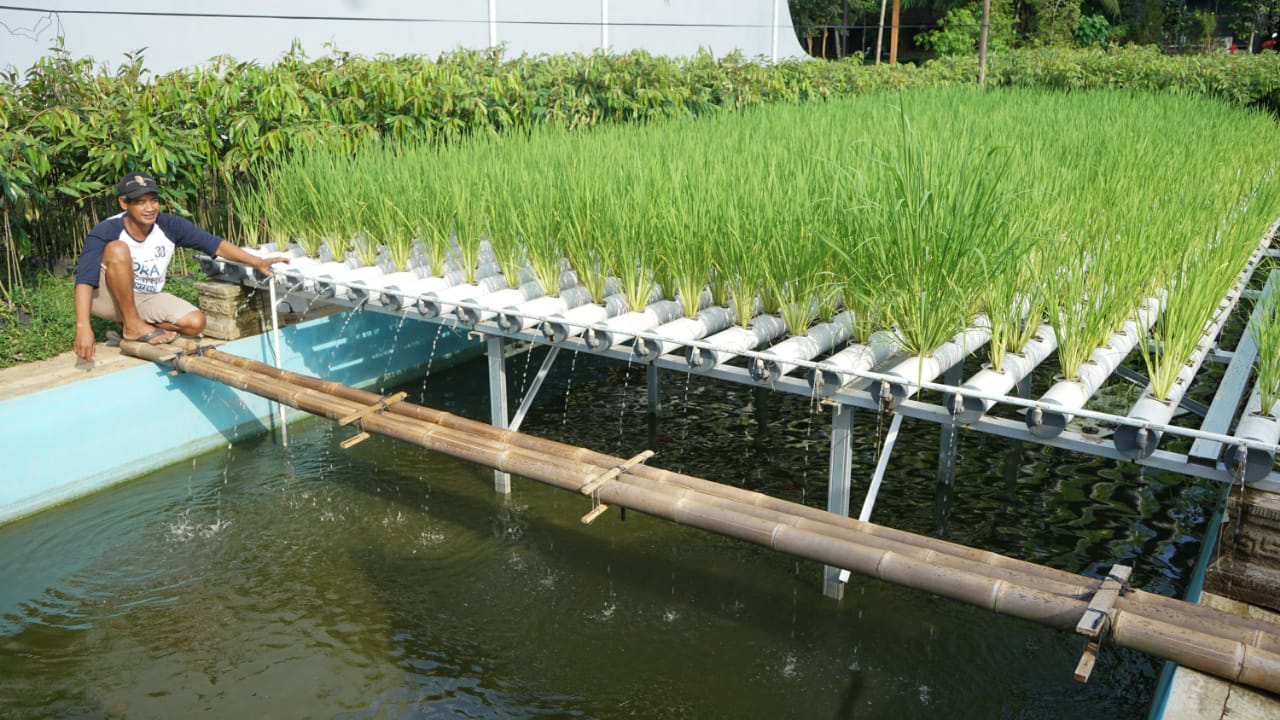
[0,351,1214,718]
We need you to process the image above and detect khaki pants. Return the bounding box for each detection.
[90,266,198,325]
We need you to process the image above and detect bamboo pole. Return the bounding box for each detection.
[122,340,1280,693]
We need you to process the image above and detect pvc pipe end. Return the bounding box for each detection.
[543,321,570,344]
[749,359,779,384]
[687,347,716,373]
[809,368,844,396]
[1227,444,1278,483]
[311,276,338,299]
[1113,426,1160,459]
[1026,408,1069,439]
[456,306,480,327]
[584,328,613,351]
[416,296,443,318]
[951,393,992,426]
[633,339,662,362]
[380,285,407,311]
[497,310,522,334]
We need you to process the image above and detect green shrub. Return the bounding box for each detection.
[4,42,1280,302]
[919,2,1017,57]
[1075,14,1114,48]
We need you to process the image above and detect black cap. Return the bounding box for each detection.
[118,172,160,200]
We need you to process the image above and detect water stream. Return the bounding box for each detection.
[0,350,1214,719]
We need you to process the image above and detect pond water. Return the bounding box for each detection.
[0,346,1218,719]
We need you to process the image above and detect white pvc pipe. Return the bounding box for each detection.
[584,299,685,350]
[1228,388,1280,482]
[456,280,547,326]
[1026,296,1162,438]
[313,265,390,301]
[543,292,634,343]
[418,274,509,318]
[274,261,352,297]
[872,317,992,409]
[633,305,737,362]
[498,287,595,333]
[347,270,421,305]
[688,315,789,373]
[750,311,856,384]
[379,275,456,312]
[950,323,1057,425]
[268,275,288,447]
[808,330,901,396]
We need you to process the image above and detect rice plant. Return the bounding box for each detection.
[243,84,1280,387]
[1251,274,1280,415]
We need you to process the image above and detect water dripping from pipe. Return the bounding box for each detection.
[560,350,580,427]
[379,314,409,381]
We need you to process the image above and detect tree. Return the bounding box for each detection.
[919,0,1017,56]
[791,0,845,57]
[1231,0,1280,53]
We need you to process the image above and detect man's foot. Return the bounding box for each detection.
[122,327,177,345]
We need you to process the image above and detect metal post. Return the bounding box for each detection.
[647,362,661,418]
[268,275,288,447]
[487,335,511,493]
[824,402,854,599]
[601,0,609,50]
[509,346,560,433]
[488,0,498,48]
[754,384,771,439]
[1002,374,1031,491]
[770,0,779,63]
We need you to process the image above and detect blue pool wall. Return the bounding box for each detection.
[0,311,479,527]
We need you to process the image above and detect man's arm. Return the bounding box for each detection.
[214,240,289,275]
[73,283,96,362]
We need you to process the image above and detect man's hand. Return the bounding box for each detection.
[74,324,96,362]
[253,255,290,276]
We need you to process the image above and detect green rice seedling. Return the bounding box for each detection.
[982,243,1050,373]
[1138,169,1280,399]
[1251,275,1280,415]
[830,105,1022,358]
[227,174,266,248]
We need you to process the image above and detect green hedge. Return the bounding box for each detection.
[2,42,1278,294]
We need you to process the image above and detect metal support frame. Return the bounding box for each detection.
[824,402,855,599]
[647,362,661,418]
[212,247,1280,499]
[937,364,962,486]
[509,346,560,433]
[487,335,511,493]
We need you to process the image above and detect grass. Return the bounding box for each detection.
[1250,269,1280,415]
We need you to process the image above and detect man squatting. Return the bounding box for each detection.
[73,172,288,362]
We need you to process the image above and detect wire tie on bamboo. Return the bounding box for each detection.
[1073,564,1132,683]
[337,391,408,449]
[337,392,408,427]
[579,450,656,525]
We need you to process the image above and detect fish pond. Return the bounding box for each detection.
[0,348,1215,718]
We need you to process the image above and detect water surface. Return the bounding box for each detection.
[0,350,1214,718]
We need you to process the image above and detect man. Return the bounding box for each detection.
[73,172,287,362]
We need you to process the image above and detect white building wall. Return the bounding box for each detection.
[0,1,805,76]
